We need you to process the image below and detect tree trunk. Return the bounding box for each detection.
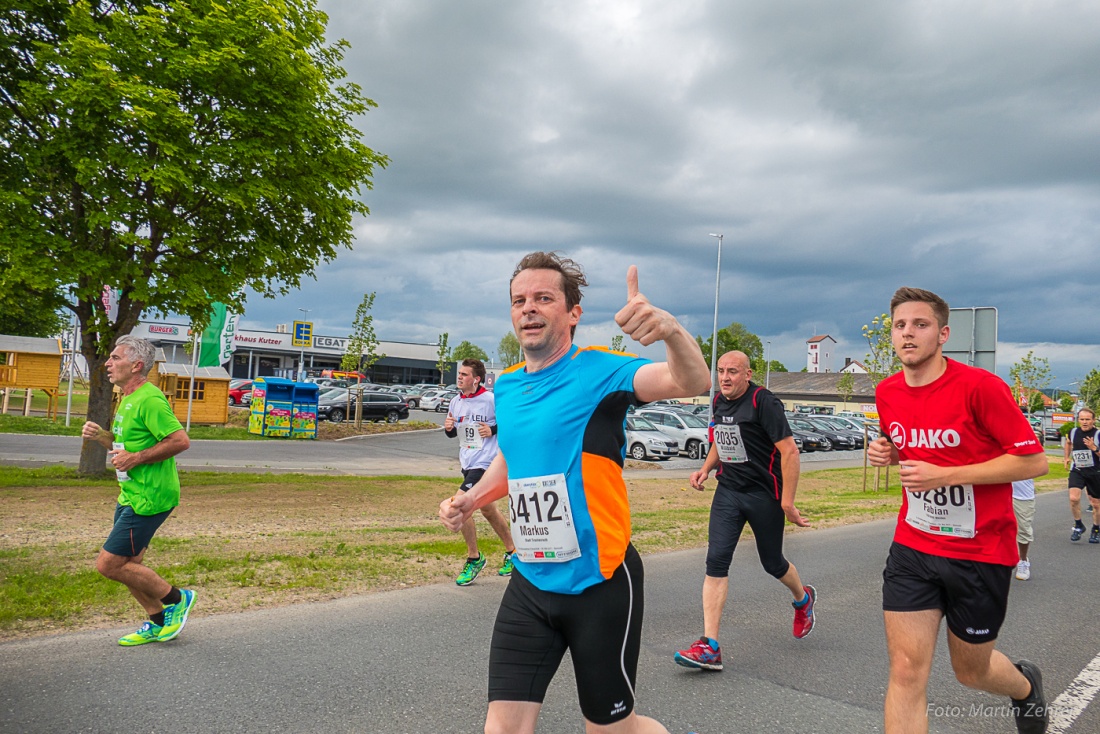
[78,350,113,476]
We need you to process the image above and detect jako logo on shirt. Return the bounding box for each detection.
[889,422,961,450]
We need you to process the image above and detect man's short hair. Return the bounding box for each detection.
[116,335,156,377]
[461,358,486,384]
[511,251,588,310]
[889,287,950,328]
[1079,408,1095,420]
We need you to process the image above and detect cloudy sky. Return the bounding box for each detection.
[236,0,1100,388]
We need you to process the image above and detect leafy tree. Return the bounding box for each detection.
[1082,368,1100,412]
[452,340,488,362]
[498,332,522,367]
[862,314,901,388]
[763,360,788,374]
[1028,391,1045,414]
[697,322,764,370]
[435,333,451,384]
[342,291,384,374]
[610,334,625,353]
[0,284,67,338]
[0,1,387,474]
[837,372,855,409]
[1059,395,1076,412]
[1009,351,1052,416]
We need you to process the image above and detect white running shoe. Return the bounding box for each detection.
[1015,560,1031,581]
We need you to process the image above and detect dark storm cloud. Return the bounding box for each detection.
[242,0,1100,382]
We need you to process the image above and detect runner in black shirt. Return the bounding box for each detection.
[674,350,816,672]
[1064,408,1100,542]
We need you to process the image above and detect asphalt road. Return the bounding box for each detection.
[0,428,872,477]
[1,494,1098,734]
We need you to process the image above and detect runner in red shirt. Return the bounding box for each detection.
[867,287,1049,734]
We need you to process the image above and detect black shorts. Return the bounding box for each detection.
[103,503,173,557]
[1068,470,1100,500]
[488,544,644,725]
[460,467,486,492]
[705,486,791,579]
[882,542,1013,644]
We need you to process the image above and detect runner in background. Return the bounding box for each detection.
[443,358,515,584]
[1063,408,1100,543]
[81,336,196,646]
[674,350,815,673]
[1012,479,1035,580]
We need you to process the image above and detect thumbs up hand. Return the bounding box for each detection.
[614,265,679,346]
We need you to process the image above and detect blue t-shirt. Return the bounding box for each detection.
[495,344,649,594]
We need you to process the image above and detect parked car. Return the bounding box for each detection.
[316,388,409,423]
[636,408,711,459]
[625,414,680,461]
[423,390,459,413]
[415,389,446,409]
[812,417,871,446]
[791,428,829,452]
[386,386,423,408]
[788,416,858,451]
[1027,417,1045,446]
[227,379,253,406]
[313,378,350,389]
[1045,425,1062,442]
[805,416,865,449]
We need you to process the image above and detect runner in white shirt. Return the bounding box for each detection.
[443,358,515,585]
[1011,479,1035,580]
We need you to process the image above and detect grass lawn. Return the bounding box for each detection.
[0,462,1069,640]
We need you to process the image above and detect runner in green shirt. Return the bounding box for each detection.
[82,335,196,646]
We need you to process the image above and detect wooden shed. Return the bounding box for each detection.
[0,335,63,418]
[156,363,231,425]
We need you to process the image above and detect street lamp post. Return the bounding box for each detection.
[297,307,310,381]
[766,340,771,390]
[707,233,724,422]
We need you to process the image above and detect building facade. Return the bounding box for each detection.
[130,322,455,385]
[806,335,836,373]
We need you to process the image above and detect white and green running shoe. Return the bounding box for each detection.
[456,553,487,586]
[498,552,515,577]
[118,621,163,646]
[158,589,196,642]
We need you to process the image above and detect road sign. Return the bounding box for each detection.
[292,321,313,348]
[943,307,997,373]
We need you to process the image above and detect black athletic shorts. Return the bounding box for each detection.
[1068,470,1100,500]
[882,541,1013,644]
[705,486,791,579]
[103,503,173,557]
[488,544,644,725]
[460,467,486,492]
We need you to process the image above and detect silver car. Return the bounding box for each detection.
[636,408,711,459]
[421,390,459,412]
[625,414,679,461]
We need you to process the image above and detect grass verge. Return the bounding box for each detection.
[0,462,1069,640]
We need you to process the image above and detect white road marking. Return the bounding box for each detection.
[1049,652,1100,733]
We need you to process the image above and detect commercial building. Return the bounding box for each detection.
[130,322,454,385]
